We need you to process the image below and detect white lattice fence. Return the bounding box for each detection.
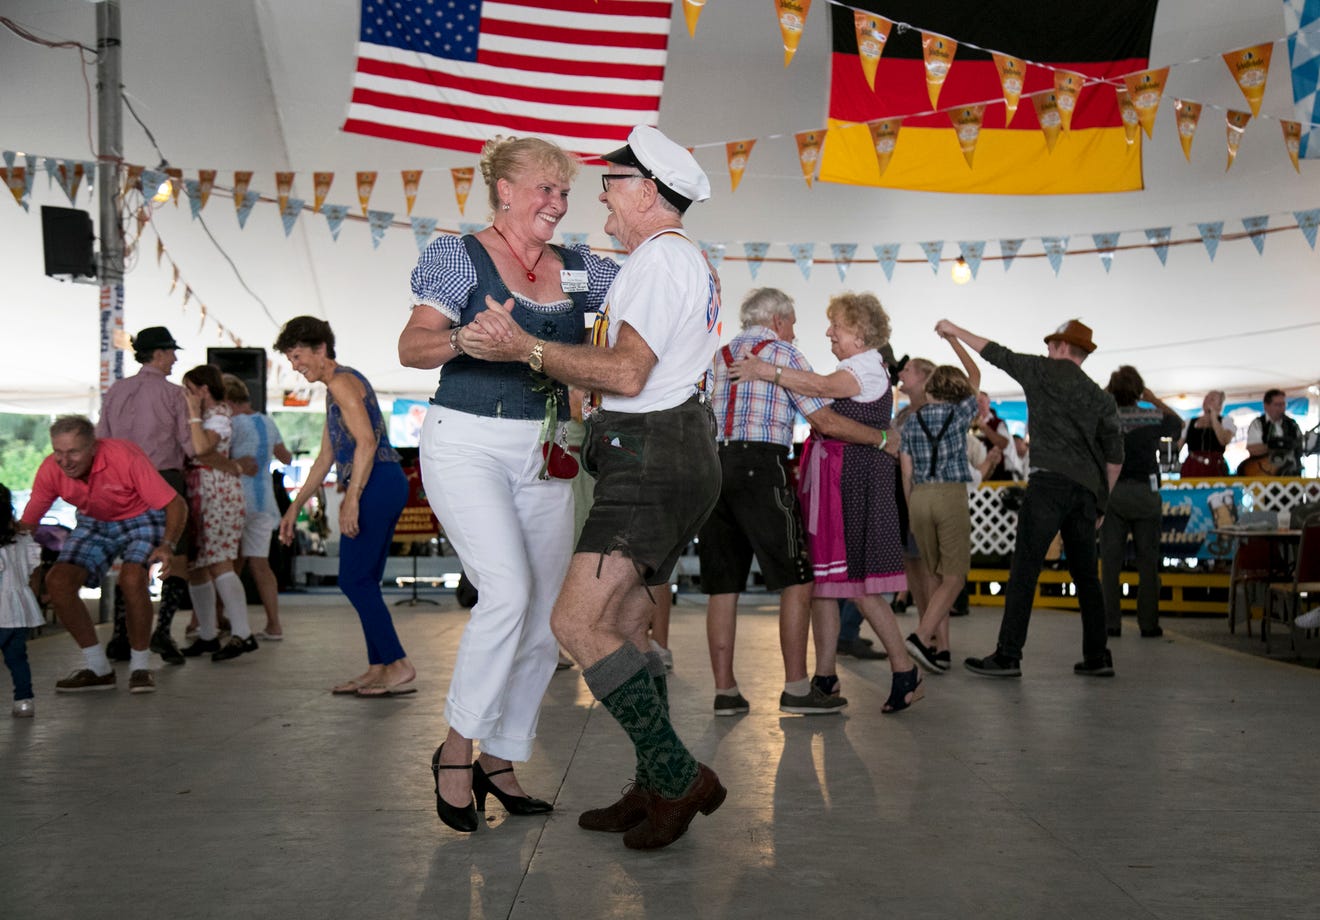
[970,478,1320,555]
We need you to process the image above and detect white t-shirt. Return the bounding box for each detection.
[836,349,888,403]
[599,229,720,414]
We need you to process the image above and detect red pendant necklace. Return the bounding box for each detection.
[491,225,545,282]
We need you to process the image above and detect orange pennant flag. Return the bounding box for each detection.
[949,105,986,168]
[156,236,164,266]
[921,33,958,110]
[166,167,183,206]
[725,140,755,192]
[6,166,26,207]
[355,171,377,215]
[1031,92,1064,153]
[169,263,179,296]
[1054,71,1085,133]
[775,0,812,68]
[1123,67,1169,139]
[123,164,144,198]
[1223,43,1273,118]
[1115,86,1140,146]
[1281,119,1303,173]
[450,166,474,215]
[992,53,1026,126]
[866,118,902,176]
[682,0,705,38]
[233,171,253,212]
[275,171,295,214]
[794,130,825,187]
[1173,99,1202,162]
[853,13,893,92]
[197,170,216,210]
[402,169,423,215]
[313,172,334,213]
[1225,109,1251,171]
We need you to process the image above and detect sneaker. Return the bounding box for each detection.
[105,633,131,662]
[932,650,951,671]
[129,669,156,693]
[837,637,887,659]
[211,634,259,662]
[1074,649,1115,677]
[712,692,749,716]
[779,684,847,715]
[181,637,221,657]
[12,699,35,718]
[905,633,940,673]
[963,652,1022,678]
[649,638,673,671]
[1139,627,1164,639]
[811,674,841,697]
[151,628,186,666]
[55,668,117,693]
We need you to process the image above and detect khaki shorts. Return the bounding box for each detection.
[908,482,971,579]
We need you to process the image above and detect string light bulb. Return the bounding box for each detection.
[151,178,172,205]
[951,256,972,285]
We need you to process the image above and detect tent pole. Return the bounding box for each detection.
[95,0,125,402]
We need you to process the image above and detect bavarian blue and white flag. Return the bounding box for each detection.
[1284,0,1320,158]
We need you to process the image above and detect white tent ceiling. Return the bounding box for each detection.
[2,0,1317,416]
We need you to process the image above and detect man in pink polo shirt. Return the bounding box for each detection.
[20,416,188,694]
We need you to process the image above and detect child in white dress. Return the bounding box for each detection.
[1,483,45,717]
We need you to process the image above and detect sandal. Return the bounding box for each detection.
[881,666,924,714]
[331,677,370,695]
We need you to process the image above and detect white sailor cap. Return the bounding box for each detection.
[601,125,711,212]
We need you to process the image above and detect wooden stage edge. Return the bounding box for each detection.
[966,568,1231,615]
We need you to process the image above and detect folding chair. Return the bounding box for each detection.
[1264,525,1320,654]
[1228,536,1273,637]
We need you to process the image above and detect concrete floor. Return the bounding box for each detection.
[2,590,1317,920]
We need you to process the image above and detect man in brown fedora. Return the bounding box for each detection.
[933,318,1123,678]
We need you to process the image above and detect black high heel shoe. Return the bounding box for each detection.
[473,760,554,815]
[431,744,478,832]
[881,666,924,714]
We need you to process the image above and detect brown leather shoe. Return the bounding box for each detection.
[578,782,650,832]
[622,763,726,850]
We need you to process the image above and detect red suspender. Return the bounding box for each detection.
[721,340,774,440]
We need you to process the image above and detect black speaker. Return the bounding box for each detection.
[207,347,267,414]
[41,206,96,279]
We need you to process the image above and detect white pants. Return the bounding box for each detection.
[419,404,573,762]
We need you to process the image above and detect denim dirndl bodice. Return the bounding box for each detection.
[327,365,401,486]
[430,235,587,422]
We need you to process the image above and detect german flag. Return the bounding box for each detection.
[820,0,1160,194]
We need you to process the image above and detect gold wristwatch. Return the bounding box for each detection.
[528,340,546,372]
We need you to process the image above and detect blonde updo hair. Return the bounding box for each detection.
[479,136,581,212]
[925,365,975,403]
[825,292,891,349]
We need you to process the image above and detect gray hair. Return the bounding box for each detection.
[740,287,795,330]
[50,415,95,442]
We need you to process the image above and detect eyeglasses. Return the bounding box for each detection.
[601,173,647,193]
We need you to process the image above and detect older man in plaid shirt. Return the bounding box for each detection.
[698,288,891,716]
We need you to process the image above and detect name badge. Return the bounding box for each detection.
[560,270,588,293]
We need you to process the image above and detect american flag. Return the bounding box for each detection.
[342,0,673,157]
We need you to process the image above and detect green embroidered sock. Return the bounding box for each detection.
[645,650,669,717]
[592,658,698,800]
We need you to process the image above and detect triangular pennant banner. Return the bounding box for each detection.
[275,171,295,214]
[1041,236,1070,276]
[313,172,333,213]
[1031,92,1064,153]
[1241,215,1269,255]
[682,0,705,38]
[410,216,438,253]
[788,242,816,279]
[401,170,422,215]
[874,243,900,281]
[699,240,727,271]
[1115,87,1140,146]
[561,232,589,250]
[1282,120,1303,172]
[1092,232,1120,273]
[957,241,985,279]
[920,32,958,110]
[141,168,168,202]
[1174,99,1203,162]
[232,171,253,212]
[774,0,812,68]
[322,203,350,241]
[744,241,770,280]
[918,241,943,275]
[726,140,755,192]
[6,166,29,211]
[1144,227,1172,265]
[356,171,378,215]
[1223,43,1273,118]
[993,53,1026,126]
[450,167,474,215]
[1197,221,1224,260]
[184,179,203,219]
[165,168,183,206]
[1054,71,1085,133]
[367,210,394,249]
[236,190,260,228]
[793,130,825,187]
[866,117,902,176]
[1124,67,1170,139]
[1225,109,1251,170]
[1294,209,1320,249]
[853,13,893,92]
[460,222,486,237]
[831,242,857,281]
[280,198,305,237]
[1000,239,1024,271]
[949,105,986,168]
